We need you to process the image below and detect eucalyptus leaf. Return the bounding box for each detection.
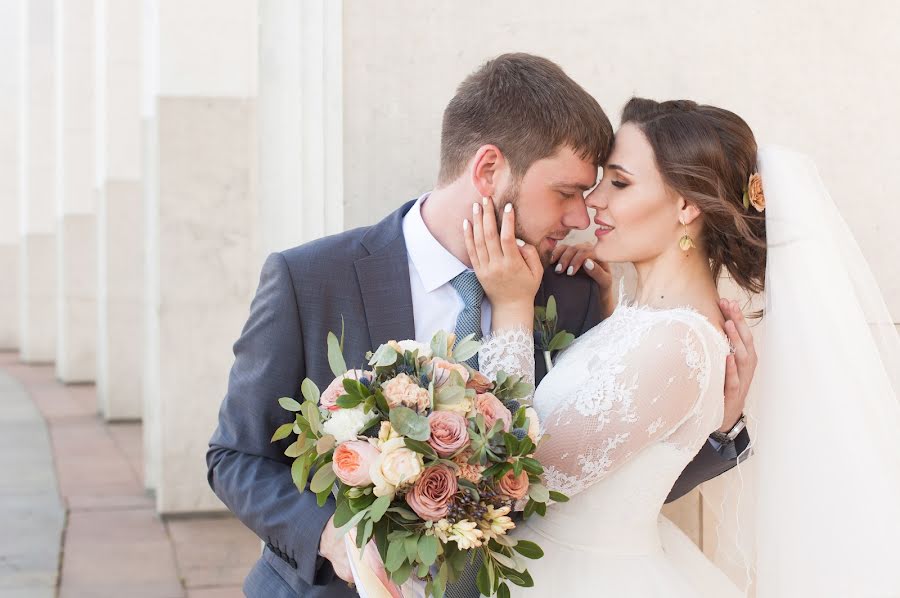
[278,397,302,412]
[546,296,558,322]
[548,331,575,352]
[369,343,400,367]
[385,540,406,573]
[290,456,310,491]
[301,378,321,405]
[316,434,336,455]
[392,559,413,585]
[403,535,418,563]
[389,406,431,441]
[527,482,550,503]
[333,496,355,527]
[476,561,492,596]
[417,534,439,567]
[327,331,348,377]
[336,508,368,536]
[309,464,337,493]
[335,394,362,409]
[430,330,450,360]
[491,550,518,571]
[369,495,391,523]
[301,401,322,437]
[270,423,294,442]
[452,337,481,362]
[497,582,511,598]
[404,438,438,458]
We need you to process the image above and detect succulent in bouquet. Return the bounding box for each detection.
[271,327,569,598]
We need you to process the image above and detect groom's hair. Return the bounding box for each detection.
[437,53,613,186]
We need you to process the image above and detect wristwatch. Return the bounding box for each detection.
[710,414,746,444]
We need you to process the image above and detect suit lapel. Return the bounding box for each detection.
[354,201,417,351]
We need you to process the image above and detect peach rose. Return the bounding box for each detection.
[332,440,380,487]
[475,393,512,432]
[381,374,431,413]
[320,370,372,411]
[465,370,493,393]
[748,173,765,212]
[429,358,470,389]
[427,411,469,457]
[405,465,458,521]
[497,468,529,500]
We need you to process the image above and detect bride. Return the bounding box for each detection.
[463,98,900,596]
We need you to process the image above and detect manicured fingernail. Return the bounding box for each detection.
[515,238,525,247]
[482,197,489,206]
[555,264,563,273]
[566,266,574,276]
[504,203,512,213]
[473,203,480,214]
[463,219,469,231]
[585,259,595,270]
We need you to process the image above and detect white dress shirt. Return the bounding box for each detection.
[402,193,492,344]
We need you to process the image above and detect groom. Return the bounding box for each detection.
[207,53,753,598]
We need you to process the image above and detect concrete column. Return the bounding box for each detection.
[257,0,344,260]
[0,0,21,350]
[145,0,259,513]
[95,0,143,419]
[55,0,96,382]
[19,0,57,364]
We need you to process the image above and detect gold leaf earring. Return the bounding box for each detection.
[679,218,695,251]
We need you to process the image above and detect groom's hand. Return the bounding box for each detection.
[719,299,757,431]
[319,514,353,583]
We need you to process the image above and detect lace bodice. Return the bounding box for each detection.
[478,304,729,502]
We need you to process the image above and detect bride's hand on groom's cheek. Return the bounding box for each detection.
[551,242,615,317]
[719,299,758,431]
[463,196,543,308]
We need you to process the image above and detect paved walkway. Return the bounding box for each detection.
[0,352,260,597]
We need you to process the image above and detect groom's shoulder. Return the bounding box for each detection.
[280,224,373,266]
[277,199,415,272]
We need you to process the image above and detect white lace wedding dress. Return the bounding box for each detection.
[478,302,742,597]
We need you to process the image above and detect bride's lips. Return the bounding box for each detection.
[595,219,615,238]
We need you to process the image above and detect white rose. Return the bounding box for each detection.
[394,339,433,359]
[369,437,424,498]
[322,405,369,443]
[525,407,541,442]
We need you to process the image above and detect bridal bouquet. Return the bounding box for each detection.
[272,329,567,598]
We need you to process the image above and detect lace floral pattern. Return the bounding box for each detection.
[478,325,536,398]
[478,305,729,499]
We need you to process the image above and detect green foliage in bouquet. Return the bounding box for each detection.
[270,329,568,598]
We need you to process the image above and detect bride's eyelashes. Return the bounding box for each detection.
[612,180,629,189]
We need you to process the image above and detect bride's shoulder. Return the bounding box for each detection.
[613,303,730,356]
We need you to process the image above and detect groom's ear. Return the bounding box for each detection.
[470,144,506,197]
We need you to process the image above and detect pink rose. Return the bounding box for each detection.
[405,465,458,521]
[497,468,529,500]
[465,370,493,393]
[381,373,431,413]
[475,393,512,432]
[320,370,372,411]
[332,440,380,487]
[427,411,469,457]
[430,358,470,389]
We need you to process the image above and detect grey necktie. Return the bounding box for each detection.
[449,270,484,370]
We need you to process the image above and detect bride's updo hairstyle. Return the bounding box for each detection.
[621,98,767,294]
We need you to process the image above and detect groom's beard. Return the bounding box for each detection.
[496,185,562,268]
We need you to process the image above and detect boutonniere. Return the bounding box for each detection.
[534,295,574,372]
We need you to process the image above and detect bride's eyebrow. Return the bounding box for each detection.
[607,164,634,176]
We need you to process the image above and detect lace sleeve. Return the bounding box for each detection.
[537,317,724,497]
[478,326,536,399]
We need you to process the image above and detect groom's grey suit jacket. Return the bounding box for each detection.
[207,199,750,598]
